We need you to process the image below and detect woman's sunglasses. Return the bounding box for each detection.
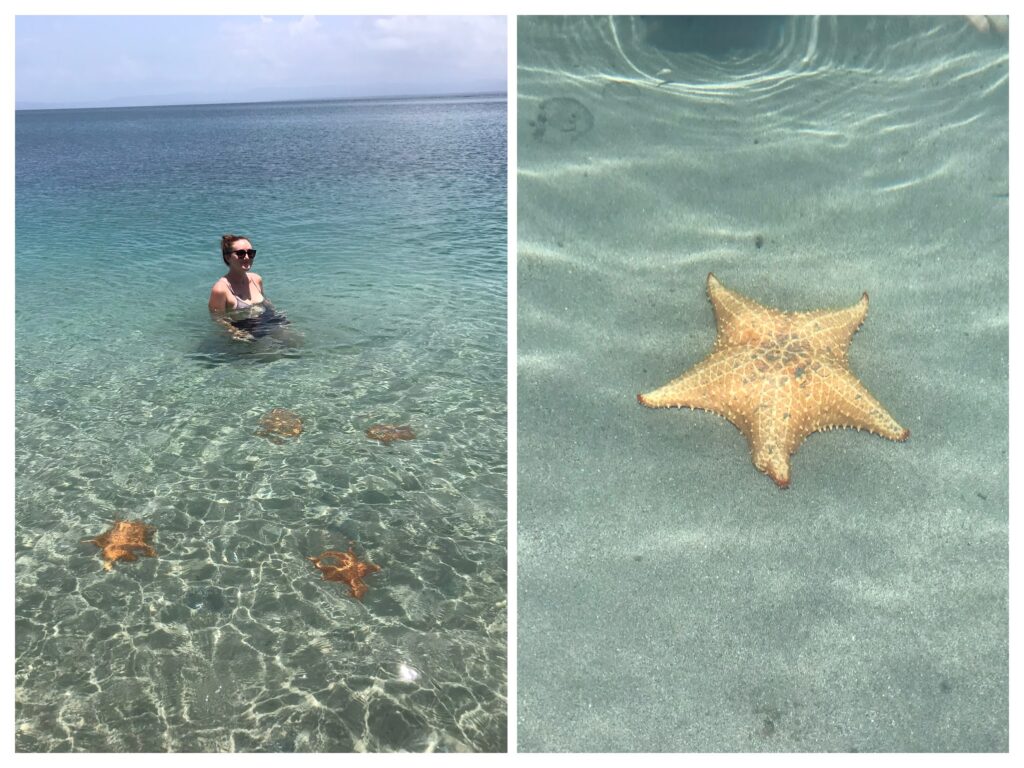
[232,249,257,259]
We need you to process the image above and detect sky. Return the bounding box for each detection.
[15,15,507,109]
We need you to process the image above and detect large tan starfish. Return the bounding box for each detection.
[637,273,909,488]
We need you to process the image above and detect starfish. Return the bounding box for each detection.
[308,545,381,600]
[256,408,303,444]
[365,424,416,443]
[84,520,157,571]
[637,273,909,488]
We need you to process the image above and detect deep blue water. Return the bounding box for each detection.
[16,95,507,752]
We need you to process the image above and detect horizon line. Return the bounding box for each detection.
[15,89,508,113]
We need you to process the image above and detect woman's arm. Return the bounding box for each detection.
[208,284,254,342]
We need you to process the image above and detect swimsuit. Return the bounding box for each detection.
[226,280,289,338]
[227,278,258,310]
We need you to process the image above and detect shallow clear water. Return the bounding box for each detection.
[16,95,507,752]
[518,16,1007,752]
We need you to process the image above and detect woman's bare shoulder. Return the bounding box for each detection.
[208,278,230,311]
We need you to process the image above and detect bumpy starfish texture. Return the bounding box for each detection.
[256,408,303,443]
[309,545,381,600]
[638,273,909,488]
[85,520,157,571]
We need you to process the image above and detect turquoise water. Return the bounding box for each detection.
[16,96,507,752]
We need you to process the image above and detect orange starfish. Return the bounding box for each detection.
[365,424,416,443]
[638,273,909,488]
[308,545,381,599]
[84,520,157,571]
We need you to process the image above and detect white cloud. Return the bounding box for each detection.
[212,15,504,92]
[288,15,320,37]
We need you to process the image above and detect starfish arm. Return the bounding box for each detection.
[811,367,909,440]
[789,294,868,360]
[745,412,800,488]
[638,348,753,420]
[707,274,781,347]
[736,376,819,488]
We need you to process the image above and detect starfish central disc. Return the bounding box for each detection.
[638,273,909,488]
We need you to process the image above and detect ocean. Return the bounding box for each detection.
[517,16,1007,752]
[16,95,507,752]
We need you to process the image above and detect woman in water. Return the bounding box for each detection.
[208,234,288,341]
